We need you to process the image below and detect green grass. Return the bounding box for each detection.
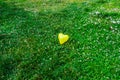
[0,0,120,80]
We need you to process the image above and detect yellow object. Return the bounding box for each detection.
[58,33,69,44]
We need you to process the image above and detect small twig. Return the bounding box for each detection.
[0,34,10,40]
[0,34,7,36]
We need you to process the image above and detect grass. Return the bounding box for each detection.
[0,0,120,80]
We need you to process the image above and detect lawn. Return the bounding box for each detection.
[0,0,120,80]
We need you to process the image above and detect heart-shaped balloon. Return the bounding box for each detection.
[58,33,69,44]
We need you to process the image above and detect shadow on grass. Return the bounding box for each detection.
[0,1,32,80]
[0,0,30,40]
[0,1,29,21]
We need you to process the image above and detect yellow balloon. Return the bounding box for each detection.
[58,33,69,44]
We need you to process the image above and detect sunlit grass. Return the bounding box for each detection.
[4,0,88,12]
